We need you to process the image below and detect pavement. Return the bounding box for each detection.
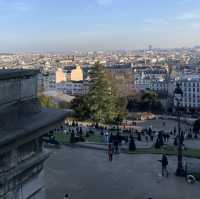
[135,119,200,149]
[44,146,200,199]
[135,118,191,132]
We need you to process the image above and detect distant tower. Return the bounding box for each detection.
[148,45,152,51]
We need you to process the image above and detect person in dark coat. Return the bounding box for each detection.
[113,136,119,154]
[109,133,114,143]
[108,144,114,161]
[161,154,169,177]
[64,194,69,199]
[173,136,178,146]
[129,135,136,151]
[174,127,177,135]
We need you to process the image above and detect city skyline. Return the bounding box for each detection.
[1,0,200,52]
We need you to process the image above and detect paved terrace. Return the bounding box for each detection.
[44,147,200,199]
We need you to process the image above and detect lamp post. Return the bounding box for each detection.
[174,83,185,176]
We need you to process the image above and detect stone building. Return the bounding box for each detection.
[106,63,135,96]
[179,75,200,110]
[56,80,90,96]
[62,65,83,82]
[0,70,69,199]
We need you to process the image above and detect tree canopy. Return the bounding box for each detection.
[86,62,116,123]
[39,94,57,108]
[127,91,164,113]
[72,62,127,124]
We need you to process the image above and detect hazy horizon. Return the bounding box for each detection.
[1,0,200,52]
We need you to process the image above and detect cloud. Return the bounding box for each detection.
[13,1,30,12]
[144,18,169,25]
[177,0,192,5]
[176,10,200,20]
[190,22,200,29]
[0,0,31,13]
[96,0,113,7]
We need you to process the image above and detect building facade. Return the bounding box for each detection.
[38,71,56,91]
[179,75,200,109]
[134,66,171,94]
[0,69,68,199]
[62,65,83,82]
[56,80,89,96]
[106,63,135,96]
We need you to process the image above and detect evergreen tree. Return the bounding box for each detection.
[70,96,90,119]
[87,62,115,123]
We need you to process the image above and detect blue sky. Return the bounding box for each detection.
[1,0,200,52]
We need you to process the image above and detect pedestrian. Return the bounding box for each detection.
[109,133,113,144]
[145,135,149,143]
[113,137,119,154]
[174,127,176,135]
[160,154,169,177]
[163,121,166,127]
[150,135,154,142]
[105,132,109,143]
[64,194,69,199]
[173,136,178,146]
[166,133,170,142]
[108,143,113,161]
[137,132,142,141]
[100,130,104,142]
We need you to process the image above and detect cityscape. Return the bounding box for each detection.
[1,0,200,199]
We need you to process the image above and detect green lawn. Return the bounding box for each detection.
[54,133,70,144]
[129,145,200,159]
[54,132,200,159]
[85,134,102,143]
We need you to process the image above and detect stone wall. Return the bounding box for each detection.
[0,75,37,107]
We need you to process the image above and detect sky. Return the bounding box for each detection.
[1,0,200,52]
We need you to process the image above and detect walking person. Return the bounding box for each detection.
[113,136,119,154]
[109,133,114,144]
[174,127,177,135]
[108,143,114,161]
[163,121,166,128]
[105,131,109,144]
[145,134,149,144]
[161,154,169,177]
[100,130,104,143]
[64,194,69,199]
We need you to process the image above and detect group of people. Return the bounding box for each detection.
[69,126,85,143]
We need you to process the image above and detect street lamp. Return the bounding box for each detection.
[174,83,185,176]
